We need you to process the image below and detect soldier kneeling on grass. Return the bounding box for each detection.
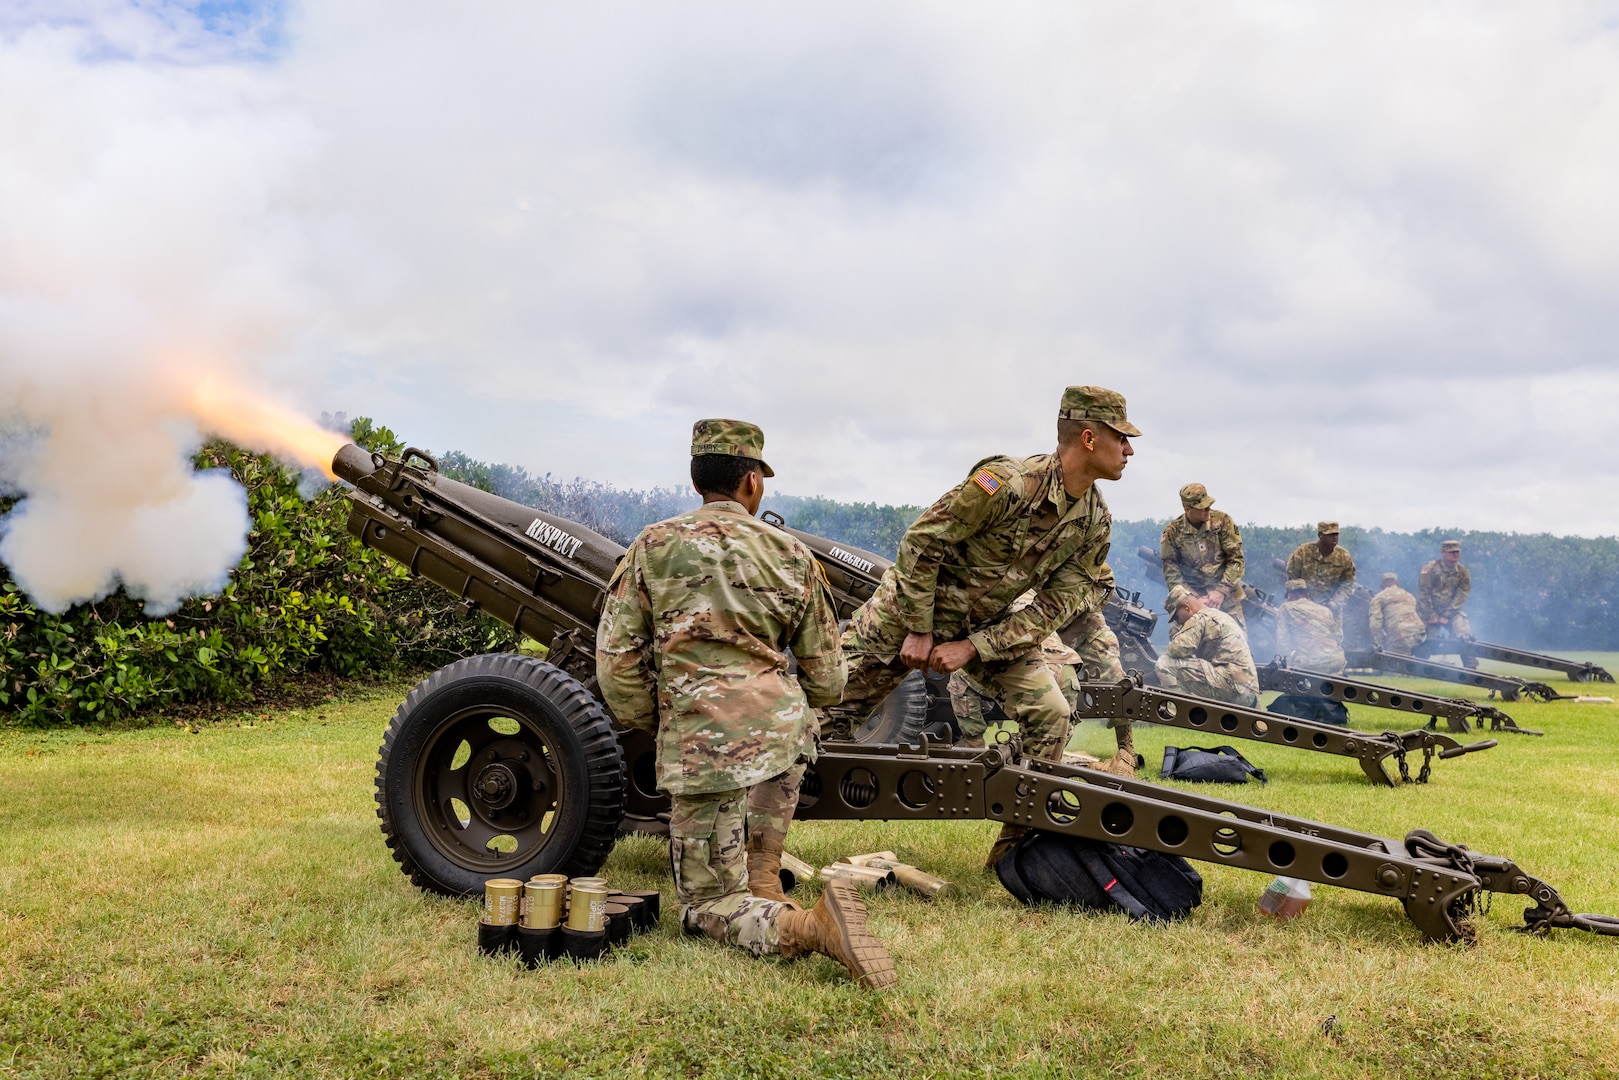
[1154,585,1261,708]
[595,419,896,990]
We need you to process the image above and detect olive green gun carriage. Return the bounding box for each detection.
[334,444,1616,945]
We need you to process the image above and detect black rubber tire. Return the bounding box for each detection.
[375,654,624,897]
[851,670,929,744]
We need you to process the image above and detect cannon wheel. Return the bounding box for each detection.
[375,654,624,897]
[851,670,930,744]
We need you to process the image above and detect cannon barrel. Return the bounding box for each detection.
[334,443,625,657]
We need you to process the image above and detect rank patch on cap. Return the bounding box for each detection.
[972,469,1002,495]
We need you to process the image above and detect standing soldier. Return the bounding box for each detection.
[1275,579,1346,674]
[1285,522,1357,632]
[1418,540,1474,667]
[1154,586,1260,707]
[1160,483,1247,627]
[825,386,1138,869]
[596,419,895,989]
[1368,571,1426,655]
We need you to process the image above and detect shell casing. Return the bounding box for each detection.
[483,878,525,926]
[521,879,566,929]
[529,873,569,885]
[565,881,611,932]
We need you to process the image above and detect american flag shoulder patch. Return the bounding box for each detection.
[972,469,1002,495]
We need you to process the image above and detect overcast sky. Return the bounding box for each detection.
[4,0,1619,535]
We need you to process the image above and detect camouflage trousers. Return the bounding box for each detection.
[1066,611,1126,683]
[949,657,1080,741]
[1153,655,1261,708]
[669,784,794,957]
[1433,612,1473,639]
[833,646,1072,761]
[745,761,805,849]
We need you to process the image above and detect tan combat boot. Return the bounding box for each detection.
[745,831,799,908]
[1093,724,1140,778]
[983,822,1028,872]
[777,879,897,989]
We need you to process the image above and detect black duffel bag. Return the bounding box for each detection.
[1160,744,1267,785]
[995,830,1203,922]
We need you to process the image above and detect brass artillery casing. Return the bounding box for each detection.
[778,852,818,893]
[483,878,524,926]
[818,864,894,892]
[522,879,565,929]
[843,852,953,899]
[566,880,611,932]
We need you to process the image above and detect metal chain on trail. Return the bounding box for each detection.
[1391,741,1411,784]
[1387,735,1435,784]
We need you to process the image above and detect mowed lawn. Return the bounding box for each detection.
[4,658,1619,1079]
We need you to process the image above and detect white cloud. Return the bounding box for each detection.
[4,0,1619,609]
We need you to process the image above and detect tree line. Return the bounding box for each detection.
[2,420,1611,725]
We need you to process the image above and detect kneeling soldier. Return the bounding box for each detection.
[1154,586,1260,707]
[1368,571,1425,655]
[595,419,895,989]
[1275,578,1347,674]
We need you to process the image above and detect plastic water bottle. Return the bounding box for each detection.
[1257,876,1312,920]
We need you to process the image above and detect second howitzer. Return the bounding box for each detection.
[335,443,1615,945]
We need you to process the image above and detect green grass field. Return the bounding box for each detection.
[3,657,1619,1079]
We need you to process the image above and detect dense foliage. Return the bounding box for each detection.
[0,420,512,726]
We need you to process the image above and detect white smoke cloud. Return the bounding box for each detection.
[4,0,1619,623]
[0,12,335,612]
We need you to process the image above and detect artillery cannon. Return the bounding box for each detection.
[334,443,1615,944]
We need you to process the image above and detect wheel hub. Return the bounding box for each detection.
[473,761,526,810]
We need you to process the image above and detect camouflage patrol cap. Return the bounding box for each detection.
[1441,539,1461,552]
[1179,482,1214,510]
[690,418,774,477]
[1317,521,1339,536]
[1286,578,1308,592]
[1059,386,1142,437]
[1381,572,1400,585]
[1165,585,1195,612]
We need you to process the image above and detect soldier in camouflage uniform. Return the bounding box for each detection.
[1285,521,1357,634]
[825,386,1139,869]
[1418,540,1474,666]
[1368,571,1425,655]
[1154,586,1260,707]
[1275,579,1346,674]
[596,419,895,989]
[1160,483,1246,627]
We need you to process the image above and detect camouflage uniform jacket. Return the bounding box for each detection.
[1417,560,1471,622]
[1368,586,1425,650]
[1276,597,1346,673]
[1164,606,1259,693]
[1285,543,1357,610]
[595,501,847,796]
[1160,511,1246,601]
[864,453,1114,662]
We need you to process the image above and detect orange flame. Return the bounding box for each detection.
[189,378,347,478]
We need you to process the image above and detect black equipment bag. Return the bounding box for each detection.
[1160,744,1267,785]
[995,831,1203,921]
[1266,694,1350,725]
